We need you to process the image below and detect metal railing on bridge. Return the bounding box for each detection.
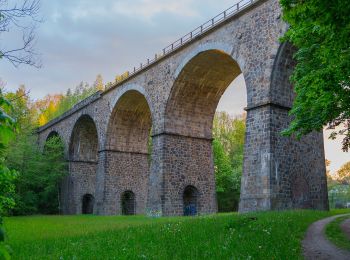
[110,0,258,88]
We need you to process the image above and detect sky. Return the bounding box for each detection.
[0,0,348,174]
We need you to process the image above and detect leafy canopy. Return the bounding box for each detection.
[213,112,245,212]
[280,0,350,151]
[4,87,67,215]
[336,161,350,185]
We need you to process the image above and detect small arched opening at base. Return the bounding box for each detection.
[121,191,136,215]
[183,185,199,216]
[82,194,94,214]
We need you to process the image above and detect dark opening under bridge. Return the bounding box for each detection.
[37,0,329,216]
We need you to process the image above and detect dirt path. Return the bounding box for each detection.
[302,214,350,260]
[340,218,350,241]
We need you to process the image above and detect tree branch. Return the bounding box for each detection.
[0,0,42,68]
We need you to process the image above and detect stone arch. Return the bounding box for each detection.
[183,185,199,216]
[270,41,297,108]
[69,115,99,162]
[165,48,243,138]
[82,194,95,214]
[42,130,67,154]
[67,114,99,214]
[151,48,246,216]
[107,89,152,153]
[103,89,152,215]
[43,131,65,153]
[121,190,136,215]
[173,42,245,79]
[46,130,60,140]
[290,172,311,209]
[264,41,328,211]
[109,84,155,127]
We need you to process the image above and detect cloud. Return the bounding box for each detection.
[112,0,198,20]
[0,0,247,100]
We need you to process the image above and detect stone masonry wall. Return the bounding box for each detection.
[67,162,98,214]
[150,134,217,216]
[102,151,149,215]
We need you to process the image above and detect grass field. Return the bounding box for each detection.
[4,210,350,259]
[325,215,350,251]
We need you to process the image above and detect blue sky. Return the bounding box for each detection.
[0,0,348,173]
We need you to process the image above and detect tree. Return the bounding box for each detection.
[213,139,240,212]
[0,89,17,214]
[93,74,104,91]
[337,161,350,185]
[0,89,17,259]
[280,0,350,151]
[36,78,103,126]
[326,160,339,190]
[0,0,42,67]
[213,112,246,212]
[4,87,67,215]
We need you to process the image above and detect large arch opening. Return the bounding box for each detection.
[121,191,136,215]
[105,89,152,215]
[68,115,99,214]
[69,115,98,162]
[162,49,247,215]
[44,131,65,154]
[165,50,242,138]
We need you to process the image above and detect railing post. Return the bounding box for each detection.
[147,58,150,65]
[211,18,214,26]
[180,38,183,44]
[200,25,203,33]
[190,31,192,39]
[134,67,136,73]
[224,11,226,19]
[237,2,239,10]
[140,63,142,69]
[171,43,174,50]
[163,48,166,55]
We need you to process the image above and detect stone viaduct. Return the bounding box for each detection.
[37,0,329,216]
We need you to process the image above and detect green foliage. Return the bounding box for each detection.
[37,75,104,126]
[3,87,67,215]
[6,130,67,215]
[213,112,245,212]
[0,162,17,215]
[3,210,350,259]
[328,185,350,209]
[337,161,350,185]
[280,0,350,151]
[326,216,350,250]
[0,89,17,260]
[0,90,16,149]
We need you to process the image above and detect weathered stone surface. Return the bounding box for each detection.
[37,0,329,216]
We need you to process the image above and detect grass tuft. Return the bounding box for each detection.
[325,215,350,251]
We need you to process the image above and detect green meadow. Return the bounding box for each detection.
[4,210,350,259]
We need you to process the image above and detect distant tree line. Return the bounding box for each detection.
[326,160,350,208]
[37,74,104,126]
